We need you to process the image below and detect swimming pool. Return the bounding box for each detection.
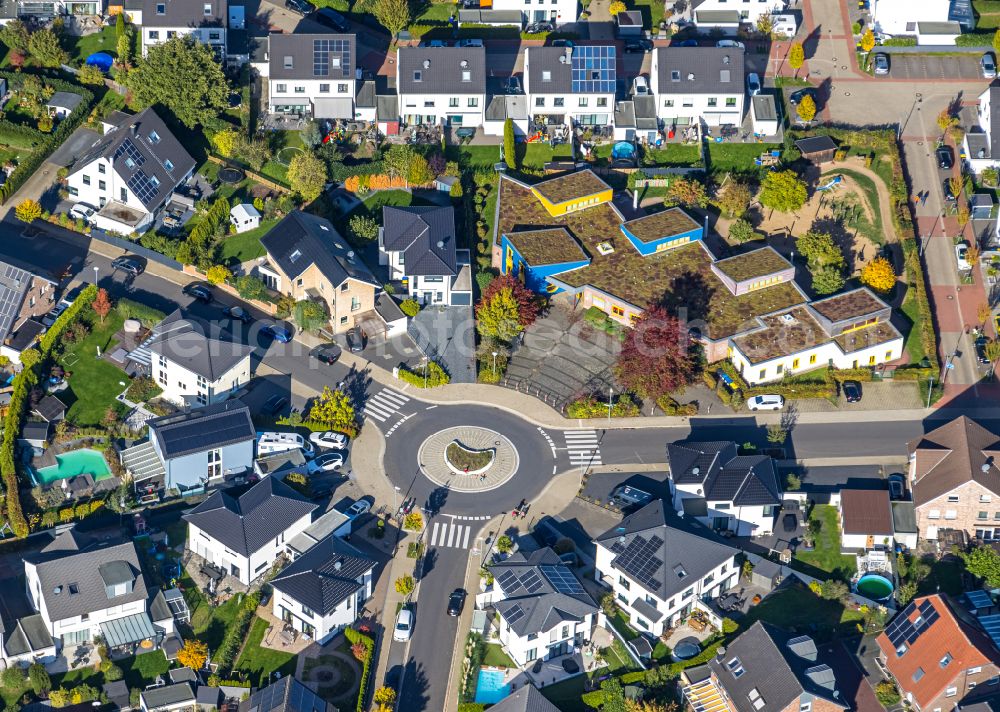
[35,448,112,485]
[475,669,511,704]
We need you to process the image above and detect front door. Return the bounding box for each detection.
[422,291,433,304]
[230,563,241,579]
[548,642,567,659]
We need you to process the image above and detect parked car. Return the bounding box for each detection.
[842,380,862,403]
[746,72,761,96]
[69,203,96,223]
[632,76,649,96]
[309,451,345,473]
[262,323,294,343]
[983,52,997,79]
[41,303,68,328]
[611,485,652,508]
[183,283,212,302]
[943,178,957,201]
[224,305,253,324]
[788,88,816,106]
[347,499,371,518]
[313,7,349,31]
[310,483,334,500]
[716,39,745,49]
[675,38,699,47]
[285,0,314,13]
[624,39,653,53]
[394,609,413,642]
[955,241,970,271]
[447,589,467,616]
[976,335,990,364]
[505,76,522,95]
[550,39,573,47]
[936,145,954,169]
[310,431,349,450]
[782,513,797,532]
[748,394,784,411]
[873,53,889,75]
[310,343,343,365]
[260,397,289,418]
[458,39,483,47]
[346,327,367,352]
[888,474,906,500]
[427,39,448,47]
[525,20,554,33]
[111,256,144,276]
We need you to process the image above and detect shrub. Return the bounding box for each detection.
[400,298,420,317]
[27,663,49,695]
[1,666,23,690]
[656,395,697,416]
[875,680,901,706]
[398,360,450,388]
[344,628,375,712]
[566,394,640,418]
[124,376,160,403]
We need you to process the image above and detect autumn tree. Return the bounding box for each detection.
[480,273,540,327]
[288,152,327,202]
[755,13,773,36]
[78,64,105,86]
[92,288,112,323]
[937,109,959,133]
[949,176,963,201]
[15,199,41,223]
[759,170,808,213]
[994,27,1000,55]
[205,265,232,285]
[374,0,410,40]
[307,386,357,435]
[968,242,982,270]
[614,306,695,400]
[796,94,817,123]
[860,29,875,53]
[176,639,208,670]
[403,511,424,531]
[395,575,415,597]
[979,301,992,327]
[716,180,751,218]
[859,257,895,293]
[212,128,240,158]
[475,287,523,344]
[373,687,397,712]
[985,339,1000,372]
[609,0,626,13]
[788,42,804,75]
[666,177,708,208]
[0,20,28,53]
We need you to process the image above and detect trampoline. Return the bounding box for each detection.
[611,141,636,160]
[218,167,244,183]
[672,637,701,661]
[85,52,113,73]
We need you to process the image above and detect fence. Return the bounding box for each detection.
[91,228,183,270]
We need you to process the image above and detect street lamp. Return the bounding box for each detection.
[607,385,613,424]
[422,356,428,389]
[492,351,498,378]
[93,266,98,286]
[393,485,401,516]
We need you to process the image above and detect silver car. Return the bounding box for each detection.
[873,53,889,75]
[983,52,997,79]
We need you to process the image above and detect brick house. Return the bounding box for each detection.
[877,595,1000,711]
[909,416,1000,542]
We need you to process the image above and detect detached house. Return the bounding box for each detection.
[909,416,1000,541]
[379,205,472,306]
[523,46,617,130]
[651,47,745,128]
[265,33,357,119]
[239,676,338,712]
[965,82,1000,177]
[688,0,788,31]
[66,108,196,235]
[666,440,782,536]
[258,211,381,335]
[0,258,57,365]
[396,46,486,127]
[126,0,228,56]
[183,476,318,585]
[594,499,739,637]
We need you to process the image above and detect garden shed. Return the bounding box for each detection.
[794,135,838,164]
[616,11,643,36]
[230,204,261,234]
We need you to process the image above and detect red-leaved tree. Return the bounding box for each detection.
[614,306,695,399]
[92,287,112,324]
[480,274,540,327]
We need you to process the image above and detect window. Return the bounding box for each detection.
[708,98,717,107]
[759,369,766,380]
[896,644,907,656]
[946,688,958,698]
[727,658,745,678]
[204,2,212,14]
[340,316,348,325]
[462,71,471,82]
[413,71,422,82]
[644,595,657,607]
[149,30,159,39]
[868,355,876,365]
[682,587,694,599]
[776,364,784,374]
[561,625,569,639]
[980,511,989,520]
[164,160,173,172]
[726,97,737,107]
[800,704,811,712]
[98,163,106,174]
[792,358,800,369]
[664,99,674,107]
[68,186,78,196]
[121,188,127,202]
[351,297,361,311]
[338,83,348,93]
[156,2,165,12]
[424,101,434,108]
[982,494,994,503]
[636,618,649,629]
[673,565,687,579]
[468,98,478,107]
[995,512,1000,520]
[618,576,630,590]
[295,86,306,93]
[542,70,552,82]
[928,509,940,519]
[167,31,176,38]
[682,97,694,108]
[617,592,628,604]
[913,667,925,682]
[319,84,330,93]
[948,494,960,502]
[209,31,220,40]
[276,83,287,93]
[945,509,958,519]
[940,653,953,668]
[885,350,892,359]
[536,98,545,107]
[526,648,537,660]
[597,98,607,107]
[449,98,459,107]
[554,97,564,107]
[612,305,625,317]
[284,55,294,69]
[906,21,916,31]
[82,175,91,186]
[341,283,349,292]
[671,70,680,81]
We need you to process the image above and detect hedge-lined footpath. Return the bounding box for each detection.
[0,283,97,537]
[344,627,374,712]
[0,71,94,204]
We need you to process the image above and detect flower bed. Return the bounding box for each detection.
[445,441,495,475]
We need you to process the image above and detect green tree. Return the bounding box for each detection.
[796,94,817,122]
[1,667,22,690]
[475,287,524,343]
[307,386,357,435]
[496,535,513,553]
[126,36,228,128]
[0,20,29,53]
[212,128,240,158]
[234,274,268,300]
[503,118,516,169]
[287,152,327,201]
[766,423,787,444]
[237,135,272,172]
[27,664,50,696]
[28,29,68,68]
[875,681,901,707]
[717,180,751,218]
[301,119,322,148]
[77,63,105,85]
[759,170,808,213]
[374,0,410,40]
[294,299,327,330]
[896,581,917,605]
[797,230,845,272]
[994,27,1000,55]
[788,42,805,74]
[115,10,126,39]
[117,25,133,66]
[407,153,433,185]
[756,13,774,36]
[820,579,849,601]
[384,144,412,179]
[348,214,379,242]
[811,266,846,295]
[395,575,415,597]
[729,218,756,243]
[963,545,1000,587]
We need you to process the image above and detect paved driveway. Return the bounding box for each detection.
[885,54,985,81]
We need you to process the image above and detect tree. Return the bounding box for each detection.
[29,29,69,68]
[860,28,875,53]
[820,579,849,601]
[308,386,357,434]
[384,144,412,179]
[15,198,41,223]
[92,288,112,324]
[759,170,807,213]
[729,218,756,243]
[115,10,126,39]
[348,214,379,242]
[403,511,424,531]
[755,13,774,36]
[968,242,982,270]
[614,306,695,400]
[496,535,513,553]
[395,575,415,597]
[117,25,134,67]
[859,257,895,293]
[985,338,1000,369]
[896,581,918,605]
[212,128,240,158]
[176,639,208,670]
[373,687,396,712]
[716,180,751,218]
[601,678,628,712]
[796,94,817,123]
[796,230,844,270]
[503,118,516,169]
[788,42,804,74]
[599,592,617,617]
[1,667,22,690]
[126,36,228,128]
[937,109,959,133]
[0,20,29,53]
[287,152,327,202]
[480,273,539,327]
[666,177,708,208]
[205,265,232,285]
[608,0,626,13]
[476,287,524,343]
[407,153,433,185]
[234,274,268,300]
[875,681,901,707]
[994,27,1000,55]
[237,135,273,172]
[374,0,410,40]
[766,423,787,444]
[20,347,41,369]
[294,299,327,330]
[964,545,1000,588]
[812,266,846,295]
[78,64,105,86]
[301,119,322,148]
[27,664,50,696]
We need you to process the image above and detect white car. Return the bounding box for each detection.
[716,39,745,49]
[69,203,96,223]
[309,431,349,450]
[956,242,971,272]
[632,76,649,96]
[393,609,413,642]
[746,73,761,96]
[346,499,371,518]
[41,302,68,327]
[309,451,345,473]
[748,394,784,411]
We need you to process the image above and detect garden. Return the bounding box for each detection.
[793,505,857,581]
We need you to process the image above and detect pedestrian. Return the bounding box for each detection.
[920,191,928,206]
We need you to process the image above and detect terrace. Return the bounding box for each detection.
[621,208,700,244]
[713,247,792,283]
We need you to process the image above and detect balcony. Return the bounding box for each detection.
[683,678,734,712]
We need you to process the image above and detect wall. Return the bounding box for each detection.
[500,235,589,294]
[246,512,313,583]
[153,353,251,408]
[710,265,795,296]
[871,0,948,35]
[914,479,1000,541]
[620,223,703,257]
[398,92,486,126]
[143,26,226,55]
[492,0,577,24]
[272,568,372,644]
[498,612,594,667]
[163,439,255,493]
[532,187,613,217]
[524,92,615,125]
[269,77,355,114]
[673,486,775,536]
[729,334,904,385]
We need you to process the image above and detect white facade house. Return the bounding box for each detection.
[125,0,228,56]
[265,33,358,119]
[65,108,195,235]
[270,536,375,644]
[183,476,317,586]
[690,0,787,29]
[870,0,950,36]
[965,83,1000,177]
[594,500,739,637]
[839,489,895,551]
[485,0,578,25]
[397,47,487,127]
[651,47,745,128]
[524,46,617,129]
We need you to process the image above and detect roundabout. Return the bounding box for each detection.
[417,426,518,492]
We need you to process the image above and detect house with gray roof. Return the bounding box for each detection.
[481,547,597,667]
[666,440,782,536]
[0,612,56,667]
[379,205,472,307]
[0,258,57,366]
[523,45,617,130]
[270,535,374,644]
[120,399,256,499]
[46,91,84,119]
[65,107,196,235]
[651,47,746,128]
[266,33,357,119]
[239,675,337,712]
[183,476,318,585]
[594,499,739,636]
[125,0,228,57]
[967,82,1000,177]
[396,46,487,127]
[485,685,560,712]
[140,682,198,712]
[258,210,381,335]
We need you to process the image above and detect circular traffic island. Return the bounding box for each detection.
[418,426,519,492]
[445,440,495,475]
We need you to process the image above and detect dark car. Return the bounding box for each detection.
[310,483,334,500]
[788,88,817,107]
[976,335,990,364]
[624,39,653,53]
[346,327,366,353]
[936,145,954,170]
[285,0,314,13]
[525,20,554,33]
[782,513,797,532]
[224,305,253,324]
[676,38,699,47]
[311,343,343,365]
[944,178,957,201]
[112,256,144,276]
[842,380,862,403]
[183,283,212,302]
[262,395,288,416]
[447,589,466,616]
[263,324,294,343]
[314,7,349,31]
[550,39,573,48]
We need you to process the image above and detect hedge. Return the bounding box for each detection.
[956,32,995,45]
[566,394,640,418]
[882,37,917,46]
[398,360,450,388]
[0,120,44,149]
[344,627,374,712]
[213,591,260,674]
[582,690,607,708]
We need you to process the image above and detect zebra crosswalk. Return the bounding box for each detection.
[362,388,410,423]
[564,429,603,467]
[428,520,472,550]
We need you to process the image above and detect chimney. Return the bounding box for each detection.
[334,558,342,571]
[564,47,572,64]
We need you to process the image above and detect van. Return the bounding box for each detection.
[257,432,314,457]
[611,485,653,508]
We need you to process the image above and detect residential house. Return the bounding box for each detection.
[119,399,256,498]
[285,505,353,558]
[908,416,1000,541]
[125,0,228,56]
[0,612,56,667]
[966,82,1000,177]
[871,0,972,36]
[258,210,381,335]
[483,685,560,712]
[264,33,357,119]
[238,675,338,712]
[523,46,616,131]
[270,536,375,644]
[459,0,576,26]
[0,258,57,365]
[379,205,472,306]
[666,440,782,536]
[396,47,486,127]
[838,488,894,550]
[681,621,848,712]
[687,0,788,30]
[65,108,196,235]
[481,548,597,667]
[651,47,745,128]
[594,499,739,636]
[183,476,318,585]
[877,595,1000,711]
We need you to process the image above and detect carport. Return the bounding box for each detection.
[356,310,388,341]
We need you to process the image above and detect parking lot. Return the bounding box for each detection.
[880,53,986,81]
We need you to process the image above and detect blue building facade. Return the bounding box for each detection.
[619,209,704,256]
[500,233,591,295]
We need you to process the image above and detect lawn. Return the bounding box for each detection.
[629,0,664,31]
[120,650,171,690]
[447,144,502,169]
[482,643,517,668]
[65,26,117,67]
[643,143,702,167]
[342,189,434,234]
[60,311,130,426]
[793,505,857,581]
[741,583,864,640]
[234,616,298,686]
[900,285,927,364]
[188,588,242,651]
[828,167,886,244]
[608,609,639,641]
[302,646,360,703]
[413,0,457,25]
[707,142,783,176]
[220,220,275,265]
[541,639,637,712]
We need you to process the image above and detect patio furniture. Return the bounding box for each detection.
[688,616,707,632]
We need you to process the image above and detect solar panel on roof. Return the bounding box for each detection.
[980,614,1000,650]
[495,569,520,594]
[966,590,993,609]
[540,565,585,595]
[520,570,543,594]
[505,603,525,625]
[313,38,350,77]
[571,45,616,94]
[127,171,159,205]
[114,138,146,168]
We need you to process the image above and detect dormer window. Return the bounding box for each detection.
[149,130,160,144]
[413,71,422,82]
[542,70,551,82]
[671,70,680,81]
[150,176,160,188]
[156,3,165,13]
[203,2,212,14]
[164,159,174,172]
[284,55,294,69]
[673,564,687,579]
